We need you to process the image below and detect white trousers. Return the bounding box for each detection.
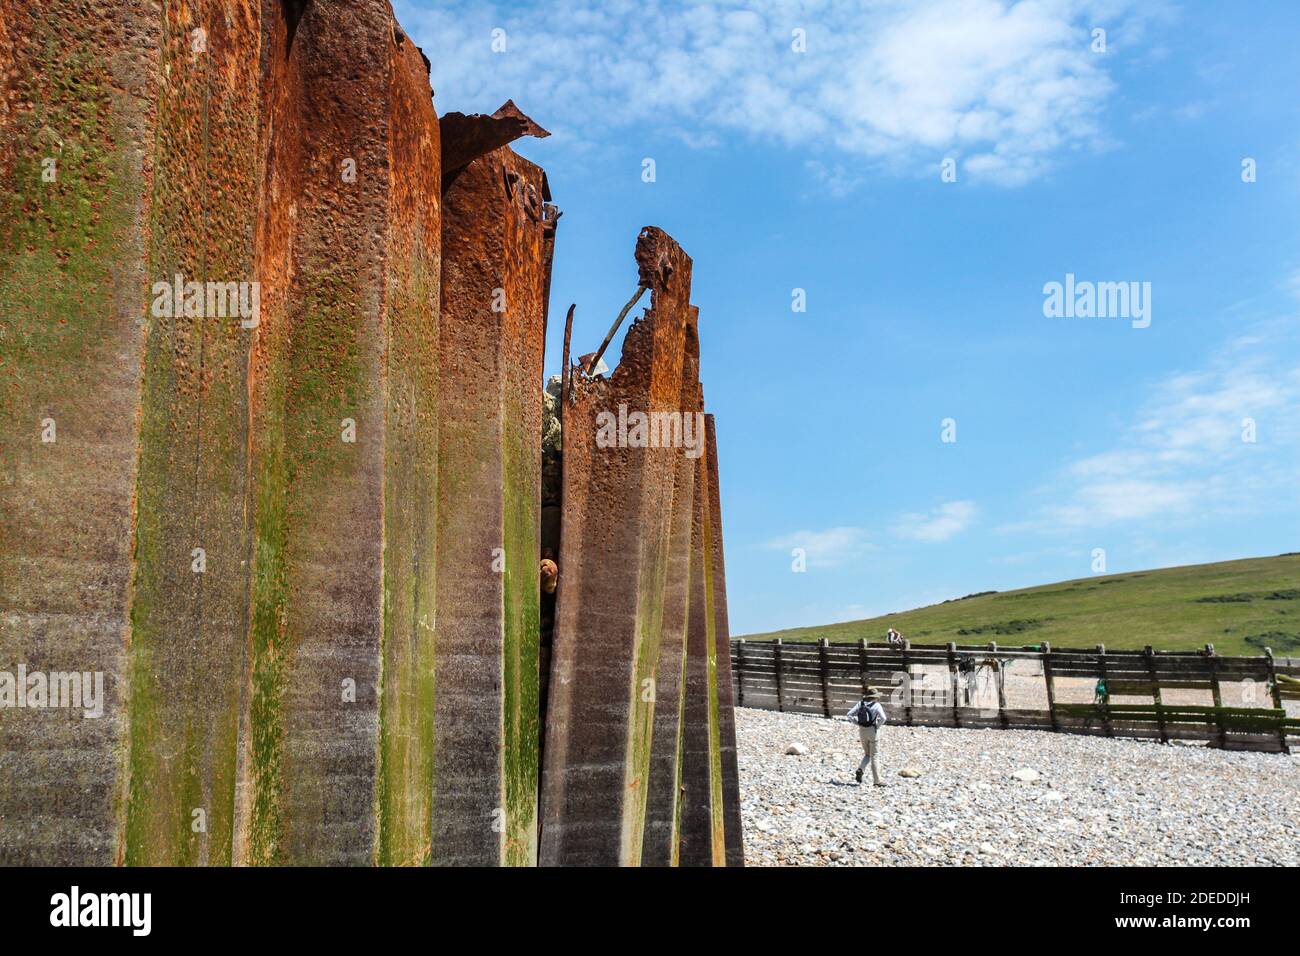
[857,725,882,784]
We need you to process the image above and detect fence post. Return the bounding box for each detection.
[1206,643,1225,749]
[1042,641,1059,733]
[947,642,961,728]
[818,638,832,718]
[857,637,869,698]
[1097,643,1113,738]
[735,638,745,708]
[990,641,1007,729]
[1264,647,1289,754]
[1145,645,1167,743]
[901,639,914,726]
[774,638,785,713]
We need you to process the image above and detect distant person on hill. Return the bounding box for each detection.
[846,689,887,786]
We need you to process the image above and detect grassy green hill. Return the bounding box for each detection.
[739,554,1300,656]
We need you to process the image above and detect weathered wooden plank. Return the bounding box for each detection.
[1144,646,1168,743]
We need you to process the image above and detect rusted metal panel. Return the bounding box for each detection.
[706,413,745,867]
[3,0,460,865]
[540,228,693,865]
[678,403,725,867]
[118,0,262,868]
[435,132,555,866]
[640,310,702,866]
[0,1,744,869]
[678,405,744,867]
[238,0,443,866]
[0,0,163,866]
[373,11,445,867]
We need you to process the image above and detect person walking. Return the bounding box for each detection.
[847,688,887,786]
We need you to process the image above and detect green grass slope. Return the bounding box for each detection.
[740,555,1300,656]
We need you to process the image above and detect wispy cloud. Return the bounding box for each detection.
[1284,269,1300,301]
[764,526,873,568]
[892,500,979,542]
[804,159,862,198]
[399,0,1171,185]
[1008,321,1300,533]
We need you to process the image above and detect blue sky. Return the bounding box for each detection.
[398,0,1300,634]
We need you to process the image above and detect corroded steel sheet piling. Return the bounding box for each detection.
[1,0,445,866]
[678,407,743,866]
[0,0,162,865]
[1,2,743,869]
[540,228,693,865]
[706,414,745,867]
[640,312,702,866]
[434,113,555,866]
[0,0,263,866]
[240,0,441,865]
[121,0,261,868]
[678,414,725,866]
[373,7,443,869]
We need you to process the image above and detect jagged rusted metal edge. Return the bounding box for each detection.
[540,226,693,865]
[440,99,551,193]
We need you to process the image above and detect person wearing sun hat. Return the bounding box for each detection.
[846,688,888,786]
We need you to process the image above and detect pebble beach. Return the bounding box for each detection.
[736,706,1300,866]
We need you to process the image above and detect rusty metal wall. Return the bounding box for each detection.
[0,0,162,866]
[0,0,445,866]
[674,401,743,868]
[540,228,694,865]
[706,414,745,867]
[119,0,261,868]
[677,415,724,866]
[640,311,702,867]
[435,140,555,866]
[0,2,741,869]
[236,0,442,866]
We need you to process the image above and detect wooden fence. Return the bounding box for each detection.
[731,638,1300,754]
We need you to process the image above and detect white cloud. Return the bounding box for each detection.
[1010,322,1300,533]
[397,0,1169,185]
[892,500,979,542]
[764,526,873,568]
